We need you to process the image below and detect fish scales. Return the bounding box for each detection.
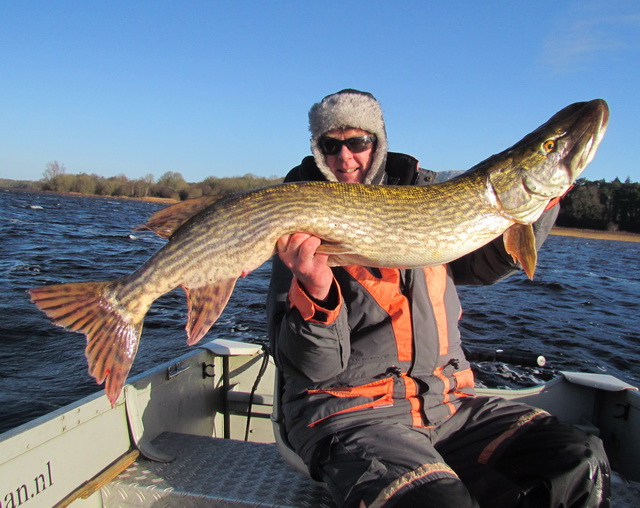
[162,182,496,271]
[28,99,609,405]
[115,182,492,313]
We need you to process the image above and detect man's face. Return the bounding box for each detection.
[321,128,375,183]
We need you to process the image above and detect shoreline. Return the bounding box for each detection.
[3,187,179,205]
[551,227,640,243]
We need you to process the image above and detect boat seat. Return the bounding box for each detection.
[101,432,335,507]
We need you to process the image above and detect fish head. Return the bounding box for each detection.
[521,99,609,190]
[485,99,609,223]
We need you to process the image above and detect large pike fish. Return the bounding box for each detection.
[29,99,609,405]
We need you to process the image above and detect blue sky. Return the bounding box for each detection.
[1,1,638,183]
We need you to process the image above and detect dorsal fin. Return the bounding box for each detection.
[135,195,219,239]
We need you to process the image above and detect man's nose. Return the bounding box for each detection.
[338,145,354,159]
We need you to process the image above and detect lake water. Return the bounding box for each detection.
[1,189,639,434]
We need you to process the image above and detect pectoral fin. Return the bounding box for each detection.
[325,255,350,267]
[503,223,537,280]
[315,242,357,255]
[182,278,237,346]
[315,242,363,267]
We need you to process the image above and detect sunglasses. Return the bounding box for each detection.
[319,135,377,156]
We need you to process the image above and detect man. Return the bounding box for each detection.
[266,89,610,507]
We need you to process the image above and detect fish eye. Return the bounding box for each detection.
[543,139,556,153]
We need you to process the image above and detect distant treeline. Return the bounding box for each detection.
[2,161,284,201]
[2,161,638,233]
[556,178,640,233]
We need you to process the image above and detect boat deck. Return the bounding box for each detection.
[99,432,640,507]
[612,474,640,508]
[101,432,334,507]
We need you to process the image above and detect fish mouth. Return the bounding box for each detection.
[564,99,609,179]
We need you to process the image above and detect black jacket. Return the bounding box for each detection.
[266,153,559,466]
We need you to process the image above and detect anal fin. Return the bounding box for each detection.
[503,223,537,280]
[182,278,237,346]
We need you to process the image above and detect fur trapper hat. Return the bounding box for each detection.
[308,89,388,184]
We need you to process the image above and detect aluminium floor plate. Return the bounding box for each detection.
[101,432,334,507]
[100,431,639,507]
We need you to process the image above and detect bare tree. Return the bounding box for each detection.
[43,161,67,182]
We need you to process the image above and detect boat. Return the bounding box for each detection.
[1,337,639,507]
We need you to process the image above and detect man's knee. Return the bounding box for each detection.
[496,418,611,507]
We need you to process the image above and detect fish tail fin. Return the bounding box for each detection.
[29,280,146,407]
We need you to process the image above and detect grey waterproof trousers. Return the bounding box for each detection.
[312,396,611,508]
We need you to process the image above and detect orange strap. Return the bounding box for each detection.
[423,266,450,356]
[344,266,414,361]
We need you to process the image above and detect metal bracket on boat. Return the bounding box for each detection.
[124,384,175,463]
[614,403,631,420]
[166,361,190,380]
[202,362,215,378]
